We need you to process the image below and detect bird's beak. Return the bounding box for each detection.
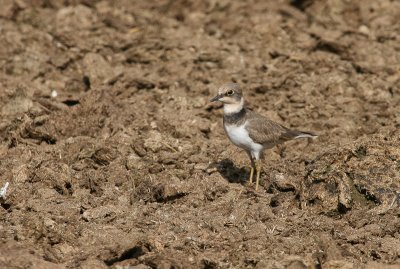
[210,94,222,102]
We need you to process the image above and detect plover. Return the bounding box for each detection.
[211,83,317,190]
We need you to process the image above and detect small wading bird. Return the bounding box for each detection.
[210,83,317,190]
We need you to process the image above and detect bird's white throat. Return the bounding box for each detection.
[223,98,244,115]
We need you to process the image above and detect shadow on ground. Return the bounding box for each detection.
[215,159,248,184]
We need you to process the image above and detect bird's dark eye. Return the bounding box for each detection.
[226,90,234,95]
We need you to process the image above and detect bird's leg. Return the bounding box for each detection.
[249,166,254,184]
[247,151,256,184]
[255,159,262,191]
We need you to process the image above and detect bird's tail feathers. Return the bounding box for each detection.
[294,131,318,139]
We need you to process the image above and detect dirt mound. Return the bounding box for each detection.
[0,0,399,268]
[303,132,400,214]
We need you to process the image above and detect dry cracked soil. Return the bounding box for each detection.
[0,0,400,268]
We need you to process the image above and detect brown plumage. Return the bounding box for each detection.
[245,110,313,148]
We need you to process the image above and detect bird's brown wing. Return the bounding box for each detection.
[245,112,300,148]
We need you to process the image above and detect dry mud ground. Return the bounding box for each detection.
[0,0,400,268]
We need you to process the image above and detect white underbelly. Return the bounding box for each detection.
[224,123,263,157]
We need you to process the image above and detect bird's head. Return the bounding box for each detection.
[210,83,243,104]
[210,83,244,114]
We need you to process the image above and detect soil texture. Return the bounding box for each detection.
[0,0,400,268]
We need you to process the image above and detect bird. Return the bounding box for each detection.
[210,82,317,190]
